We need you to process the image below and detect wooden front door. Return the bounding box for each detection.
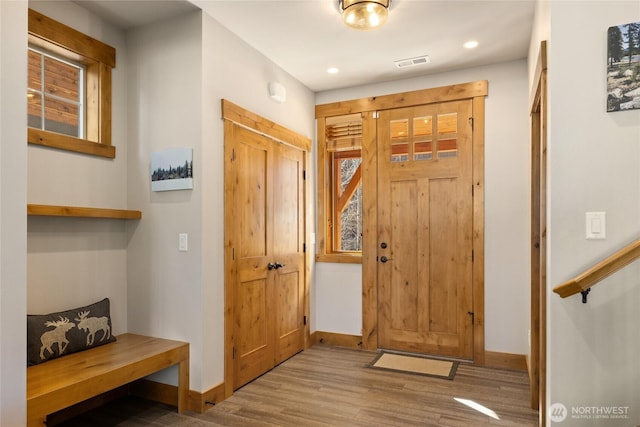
[377,100,474,359]
[227,123,305,389]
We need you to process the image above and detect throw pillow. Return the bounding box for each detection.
[27,298,116,366]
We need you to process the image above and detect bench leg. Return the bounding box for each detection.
[177,358,189,413]
[27,414,46,427]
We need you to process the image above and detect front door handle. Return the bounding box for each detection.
[380,256,392,263]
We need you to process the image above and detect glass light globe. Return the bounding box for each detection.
[341,0,389,30]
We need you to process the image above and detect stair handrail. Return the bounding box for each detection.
[553,239,640,299]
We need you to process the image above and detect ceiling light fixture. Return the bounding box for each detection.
[339,0,390,30]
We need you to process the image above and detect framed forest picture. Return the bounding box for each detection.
[607,21,640,112]
[151,148,194,192]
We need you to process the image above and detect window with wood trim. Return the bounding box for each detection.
[317,113,363,263]
[27,9,116,159]
[28,46,85,139]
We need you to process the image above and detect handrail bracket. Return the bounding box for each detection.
[580,288,591,304]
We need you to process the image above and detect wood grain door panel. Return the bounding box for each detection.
[235,276,273,388]
[377,100,474,360]
[232,126,274,389]
[273,143,305,364]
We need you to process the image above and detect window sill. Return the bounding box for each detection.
[315,253,362,264]
[28,128,115,159]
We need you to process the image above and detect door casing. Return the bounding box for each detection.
[316,82,487,364]
[530,41,548,425]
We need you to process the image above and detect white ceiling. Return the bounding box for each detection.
[74,0,536,92]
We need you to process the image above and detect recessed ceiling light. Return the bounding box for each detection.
[464,40,479,49]
[327,67,339,74]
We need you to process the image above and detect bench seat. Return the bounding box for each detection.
[27,333,189,427]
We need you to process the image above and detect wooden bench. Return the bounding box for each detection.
[27,333,189,427]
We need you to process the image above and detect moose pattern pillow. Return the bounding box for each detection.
[27,298,116,366]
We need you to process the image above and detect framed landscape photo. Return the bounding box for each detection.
[151,148,193,191]
[607,21,640,112]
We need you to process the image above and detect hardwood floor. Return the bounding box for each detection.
[55,344,538,426]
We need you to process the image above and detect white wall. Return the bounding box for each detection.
[126,9,315,392]
[0,1,28,425]
[315,59,532,355]
[15,0,317,401]
[200,11,315,388]
[528,0,550,93]
[315,263,362,335]
[546,2,640,425]
[126,10,205,388]
[26,1,129,334]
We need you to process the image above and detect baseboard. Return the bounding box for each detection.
[526,354,533,382]
[189,382,226,413]
[484,350,528,372]
[310,333,526,372]
[131,379,226,413]
[311,331,364,349]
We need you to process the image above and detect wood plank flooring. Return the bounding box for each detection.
[54,344,538,426]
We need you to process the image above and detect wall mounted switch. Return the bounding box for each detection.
[586,212,606,240]
[179,233,188,251]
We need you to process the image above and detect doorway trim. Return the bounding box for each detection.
[529,41,547,425]
[316,81,487,364]
[222,99,312,398]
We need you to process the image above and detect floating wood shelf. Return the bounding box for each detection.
[27,204,142,220]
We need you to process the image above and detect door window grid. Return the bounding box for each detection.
[390,119,409,162]
[390,112,459,162]
[437,113,458,159]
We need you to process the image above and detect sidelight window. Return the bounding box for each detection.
[317,113,363,262]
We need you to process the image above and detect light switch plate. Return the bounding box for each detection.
[586,212,606,239]
[179,233,188,251]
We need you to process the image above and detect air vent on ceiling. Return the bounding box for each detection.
[394,55,431,69]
